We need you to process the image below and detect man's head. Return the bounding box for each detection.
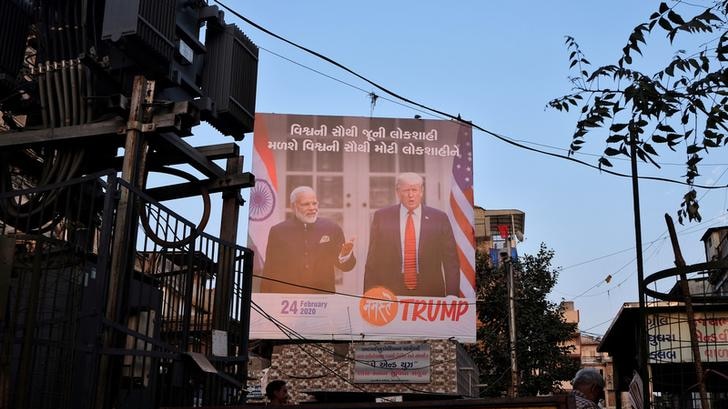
[396,173,424,211]
[290,186,318,224]
[572,368,605,403]
[265,380,289,404]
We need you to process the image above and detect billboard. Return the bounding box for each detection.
[647,312,728,363]
[353,344,431,383]
[248,113,475,342]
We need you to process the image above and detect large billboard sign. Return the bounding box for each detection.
[248,113,475,342]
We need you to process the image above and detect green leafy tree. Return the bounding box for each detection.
[468,244,579,397]
[549,1,728,223]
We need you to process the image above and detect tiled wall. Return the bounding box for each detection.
[249,340,464,403]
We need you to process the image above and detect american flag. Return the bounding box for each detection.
[446,123,475,299]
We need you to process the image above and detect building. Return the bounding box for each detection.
[701,226,728,295]
[474,207,525,265]
[599,226,728,409]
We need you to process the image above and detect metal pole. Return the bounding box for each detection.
[0,236,14,407]
[15,248,43,409]
[506,236,518,398]
[630,129,650,409]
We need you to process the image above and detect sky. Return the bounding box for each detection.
[178,1,728,336]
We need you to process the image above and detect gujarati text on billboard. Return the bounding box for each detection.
[248,113,475,342]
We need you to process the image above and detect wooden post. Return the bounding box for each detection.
[95,75,155,409]
[213,155,243,331]
[664,214,710,409]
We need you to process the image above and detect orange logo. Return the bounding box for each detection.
[359,287,399,326]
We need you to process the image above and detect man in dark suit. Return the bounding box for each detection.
[364,173,460,297]
[260,186,355,294]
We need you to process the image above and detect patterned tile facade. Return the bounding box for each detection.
[248,339,478,403]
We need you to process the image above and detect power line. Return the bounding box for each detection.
[558,209,728,274]
[252,301,453,369]
[260,44,728,170]
[251,301,392,401]
[252,206,726,304]
[557,246,642,272]
[258,46,444,121]
[255,272,514,308]
[220,1,728,297]
[696,164,728,203]
[254,209,727,303]
[581,318,615,333]
[226,2,728,302]
[568,238,662,300]
[571,237,666,300]
[511,137,728,167]
[554,209,728,300]
[215,0,728,190]
[253,273,478,305]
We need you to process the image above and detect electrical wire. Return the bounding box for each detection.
[251,300,462,371]
[511,137,728,167]
[580,329,608,339]
[260,44,728,170]
[253,208,727,303]
[569,237,667,301]
[566,238,662,301]
[559,208,728,332]
[251,301,464,401]
[254,273,484,305]
[695,164,728,204]
[560,215,711,301]
[214,0,728,190]
[223,1,728,342]
[222,1,728,304]
[558,209,728,275]
[253,302,389,401]
[258,46,445,121]
[477,367,511,396]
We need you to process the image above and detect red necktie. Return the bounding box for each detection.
[404,210,417,289]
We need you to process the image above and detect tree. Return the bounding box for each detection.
[468,244,579,397]
[549,1,728,223]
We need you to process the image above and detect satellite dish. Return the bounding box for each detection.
[515,230,524,242]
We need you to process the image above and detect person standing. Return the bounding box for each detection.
[571,368,605,409]
[363,172,460,297]
[260,186,355,294]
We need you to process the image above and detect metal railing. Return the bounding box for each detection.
[0,171,253,408]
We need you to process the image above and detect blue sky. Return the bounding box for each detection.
[182,1,728,335]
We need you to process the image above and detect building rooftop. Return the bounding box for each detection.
[474,207,525,240]
[700,225,728,242]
